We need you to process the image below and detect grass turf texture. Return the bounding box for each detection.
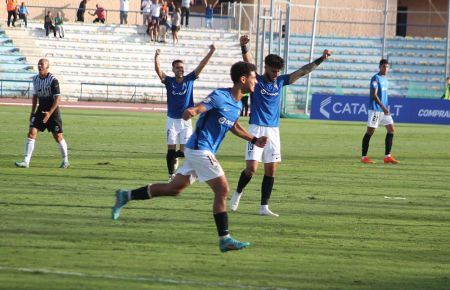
[0,106,449,290]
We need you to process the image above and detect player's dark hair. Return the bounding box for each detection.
[264,54,284,69]
[379,59,389,66]
[230,61,257,84]
[172,59,184,67]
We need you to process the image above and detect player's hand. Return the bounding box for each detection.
[322,49,331,59]
[155,49,161,57]
[240,35,250,46]
[382,107,390,115]
[255,136,268,148]
[42,111,50,123]
[182,107,196,121]
[209,44,216,51]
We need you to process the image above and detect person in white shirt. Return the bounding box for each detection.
[181,0,193,27]
[120,0,129,24]
[148,0,161,42]
[141,0,151,25]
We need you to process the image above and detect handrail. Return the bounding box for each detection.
[0,79,32,98]
[80,82,165,103]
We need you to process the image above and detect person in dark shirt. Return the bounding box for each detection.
[76,0,89,22]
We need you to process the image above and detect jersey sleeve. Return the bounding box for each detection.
[200,90,220,111]
[187,71,199,81]
[51,78,61,97]
[32,78,37,97]
[278,74,291,87]
[370,77,379,89]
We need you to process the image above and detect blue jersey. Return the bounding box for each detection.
[163,71,197,119]
[369,73,388,112]
[186,88,242,154]
[249,73,290,127]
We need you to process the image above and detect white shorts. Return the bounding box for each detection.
[176,148,224,182]
[166,117,192,145]
[245,124,281,163]
[367,110,394,128]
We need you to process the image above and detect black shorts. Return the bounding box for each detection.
[30,109,63,134]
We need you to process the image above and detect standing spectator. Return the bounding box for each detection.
[76,0,89,22]
[44,11,56,37]
[18,2,28,28]
[15,59,70,169]
[148,0,161,42]
[180,0,192,28]
[141,0,151,25]
[54,11,65,38]
[440,77,450,100]
[154,45,216,180]
[120,0,129,25]
[158,9,170,42]
[171,7,181,44]
[111,61,265,253]
[168,0,175,16]
[204,0,218,29]
[240,93,249,117]
[361,59,399,164]
[6,0,18,27]
[89,4,106,23]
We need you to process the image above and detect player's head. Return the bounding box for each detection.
[446,77,450,84]
[37,58,50,76]
[172,59,184,78]
[379,59,389,75]
[230,61,258,94]
[264,54,284,82]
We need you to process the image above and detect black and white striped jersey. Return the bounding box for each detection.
[32,73,61,110]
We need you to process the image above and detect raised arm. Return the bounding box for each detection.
[289,49,331,84]
[230,121,268,148]
[154,49,166,82]
[182,103,208,121]
[240,35,253,63]
[194,44,216,78]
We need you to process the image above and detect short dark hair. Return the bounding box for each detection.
[264,54,284,69]
[379,59,389,66]
[230,61,257,84]
[172,59,183,67]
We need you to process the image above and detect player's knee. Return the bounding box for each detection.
[245,167,257,177]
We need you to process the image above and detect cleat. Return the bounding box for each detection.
[259,207,279,217]
[230,191,243,212]
[111,189,129,220]
[219,236,250,252]
[384,156,400,164]
[60,161,70,168]
[361,156,375,164]
[15,161,29,168]
[168,174,176,182]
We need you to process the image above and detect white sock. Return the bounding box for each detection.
[24,138,35,164]
[260,205,269,211]
[58,139,68,162]
[219,234,230,240]
[385,154,391,158]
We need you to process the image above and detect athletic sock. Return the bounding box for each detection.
[130,185,151,200]
[261,175,274,205]
[24,138,35,164]
[236,170,252,193]
[362,133,372,157]
[385,133,394,156]
[213,212,229,237]
[58,139,68,162]
[166,149,177,175]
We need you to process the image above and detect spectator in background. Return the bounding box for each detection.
[441,77,450,100]
[159,9,170,42]
[168,0,176,16]
[54,11,65,38]
[240,93,249,117]
[120,0,129,24]
[89,4,106,23]
[6,0,18,27]
[148,0,161,42]
[180,0,192,28]
[171,7,181,44]
[204,0,218,29]
[18,2,29,28]
[141,0,151,25]
[44,11,56,37]
[76,0,89,22]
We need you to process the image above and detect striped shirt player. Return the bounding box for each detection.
[230,34,331,217]
[111,62,268,253]
[154,45,216,180]
[361,59,400,164]
[15,58,69,169]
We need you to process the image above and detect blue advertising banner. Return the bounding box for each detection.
[310,94,450,125]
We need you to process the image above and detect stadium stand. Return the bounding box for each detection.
[3,22,242,102]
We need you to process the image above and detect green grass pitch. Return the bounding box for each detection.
[0,106,449,290]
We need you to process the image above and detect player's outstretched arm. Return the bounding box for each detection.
[194,44,216,78]
[240,35,253,64]
[182,103,207,121]
[289,49,331,84]
[230,121,268,148]
[154,49,166,82]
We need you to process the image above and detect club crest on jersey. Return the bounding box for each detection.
[218,117,234,127]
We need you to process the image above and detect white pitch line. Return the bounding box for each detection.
[0,266,289,290]
[0,102,167,111]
